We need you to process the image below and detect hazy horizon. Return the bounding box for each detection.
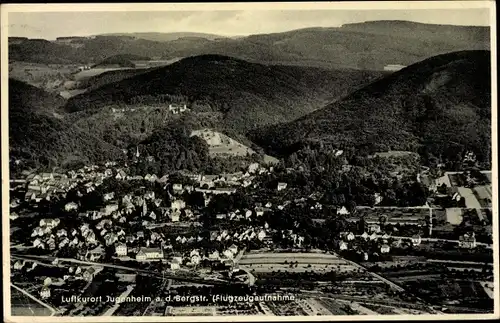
[8,9,491,40]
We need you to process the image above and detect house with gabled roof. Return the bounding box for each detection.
[40,286,50,299]
[337,206,350,215]
[411,234,422,246]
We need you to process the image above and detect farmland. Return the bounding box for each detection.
[73,67,133,81]
[9,62,78,93]
[10,285,53,316]
[472,185,492,208]
[239,252,358,273]
[432,208,493,243]
[403,279,494,312]
[439,171,492,209]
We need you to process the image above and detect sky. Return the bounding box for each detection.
[8,8,491,40]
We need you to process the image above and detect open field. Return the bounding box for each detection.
[73,67,133,81]
[59,89,87,99]
[403,279,493,307]
[244,263,358,273]
[315,298,352,315]
[352,207,429,225]
[10,285,53,316]
[445,208,463,225]
[239,252,358,273]
[9,61,77,92]
[441,172,492,208]
[131,58,182,68]
[482,171,492,183]
[457,187,482,209]
[191,129,255,157]
[472,185,492,208]
[239,252,349,263]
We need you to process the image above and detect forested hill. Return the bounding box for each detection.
[9,79,124,171]
[9,79,66,114]
[249,50,492,168]
[64,55,383,132]
[9,21,489,70]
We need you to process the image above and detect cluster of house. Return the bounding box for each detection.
[22,172,74,203]
[19,164,119,204]
[277,229,306,248]
[11,259,102,300]
[209,225,270,244]
[168,104,190,114]
[347,207,431,235]
[336,231,424,259]
[14,158,290,278]
[76,65,91,71]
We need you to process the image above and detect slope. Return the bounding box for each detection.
[249,50,491,167]
[64,55,383,132]
[9,79,124,170]
[93,54,151,68]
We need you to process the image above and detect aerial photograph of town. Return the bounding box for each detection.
[2,1,497,321]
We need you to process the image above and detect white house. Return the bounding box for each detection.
[277,182,288,191]
[369,224,381,233]
[33,238,43,248]
[337,206,350,215]
[64,202,78,212]
[223,249,235,260]
[170,211,180,222]
[411,235,422,246]
[255,207,265,217]
[13,260,25,270]
[209,250,220,260]
[228,244,238,255]
[459,233,477,249]
[248,163,260,174]
[339,241,348,251]
[104,204,119,215]
[136,250,147,261]
[172,183,183,193]
[43,277,52,286]
[142,247,164,259]
[170,257,182,270]
[40,286,51,299]
[103,192,115,201]
[171,200,186,211]
[190,254,201,266]
[56,229,67,237]
[115,243,128,256]
[257,230,267,241]
[380,244,391,254]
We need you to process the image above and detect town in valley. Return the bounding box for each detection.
[5,4,495,319]
[9,148,494,316]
